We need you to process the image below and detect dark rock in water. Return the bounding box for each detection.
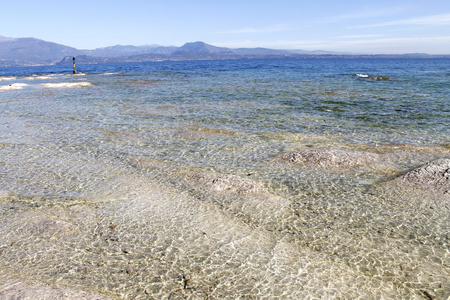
[281,149,379,167]
[372,76,390,80]
[398,158,450,194]
[355,74,390,80]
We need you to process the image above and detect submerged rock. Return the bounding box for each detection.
[397,158,450,194]
[281,149,380,168]
[355,74,390,80]
[188,173,269,195]
[182,172,291,225]
[373,158,450,214]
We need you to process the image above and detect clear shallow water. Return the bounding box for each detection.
[0,58,449,299]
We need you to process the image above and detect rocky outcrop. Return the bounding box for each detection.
[356,74,390,80]
[372,158,450,214]
[281,149,380,168]
[396,158,450,194]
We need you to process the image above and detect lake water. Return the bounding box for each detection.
[0,58,449,299]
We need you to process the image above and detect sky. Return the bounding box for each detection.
[2,0,450,54]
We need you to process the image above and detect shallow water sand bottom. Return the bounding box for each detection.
[1,58,449,299]
[0,186,422,299]
[0,135,449,299]
[0,148,449,299]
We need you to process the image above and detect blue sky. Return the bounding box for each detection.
[2,0,450,54]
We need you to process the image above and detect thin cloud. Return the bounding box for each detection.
[317,5,413,25]
[216,24,293,34]
[351,13,450,28]
[213,39,328,50]
[315,35,450,54]
[336,34,385,39]
[339,35,450,45]
[214,35,450,54]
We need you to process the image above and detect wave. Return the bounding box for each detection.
[0,83,29,90]
[41,82,92,88]
[0,76,16,81]
[24,75,56,80]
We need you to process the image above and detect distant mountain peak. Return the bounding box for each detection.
[0,36,80,66]
[82,44,164,57]
[177,41,232,54]
[182,41,206,46]
[0,35,17,42]
[179,41,215,51]
[4,35,441,68]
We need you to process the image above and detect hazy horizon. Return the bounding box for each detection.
[2,0,450,55]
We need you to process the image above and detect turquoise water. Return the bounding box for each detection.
[0,58,449,299]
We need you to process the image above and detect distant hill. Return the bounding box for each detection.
[82,44,163,57]
[0,35,345,67]
[0,35,81,66]
[1,35,447,67]
[175,41,233,54]
[58,41,320,65]
[232,47,292,56]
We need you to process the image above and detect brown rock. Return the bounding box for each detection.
[281,149,380,167]
[397,158,450,194]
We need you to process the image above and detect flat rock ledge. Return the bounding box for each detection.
[396,158,450,194]
[0,278,112,300]
[182,172,291,219]
[281,149,380,167]
[374,158,450,213]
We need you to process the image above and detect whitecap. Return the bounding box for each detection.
[24,76,53,80]
[356,74,369,78]
[41,82,92,89]
[0,76,16,81]
[0,83,29,90]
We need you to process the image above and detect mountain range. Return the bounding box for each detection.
[0,35,443,67]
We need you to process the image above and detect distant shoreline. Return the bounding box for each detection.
[1,37,449,68]
[2,53,449,68]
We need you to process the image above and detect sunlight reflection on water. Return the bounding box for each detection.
[0,58,449,298]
